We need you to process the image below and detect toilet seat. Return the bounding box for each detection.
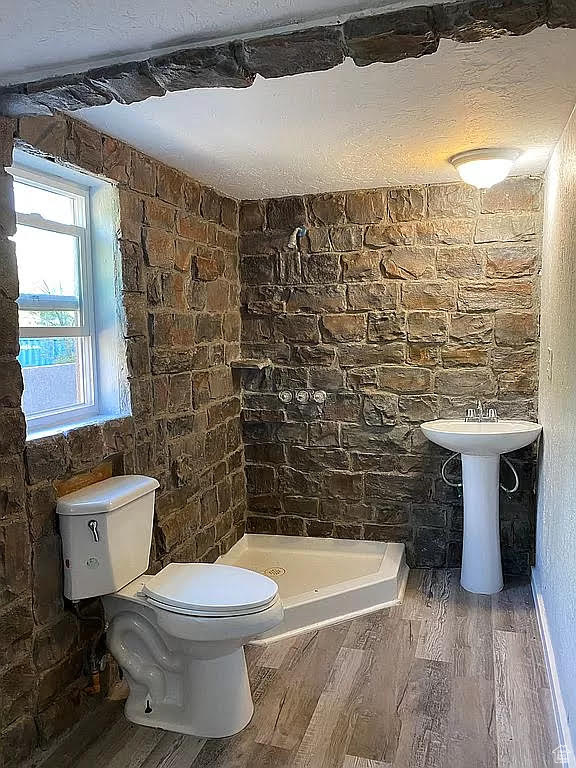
[141,562,279,618]
[143,593,281,618]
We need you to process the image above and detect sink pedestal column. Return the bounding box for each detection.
[460,454,503,594]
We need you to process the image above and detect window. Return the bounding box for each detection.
[10,157,128,437]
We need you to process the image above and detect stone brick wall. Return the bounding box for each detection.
[0,116,246,765]
[0,111,543,765]
[238,180,541,573]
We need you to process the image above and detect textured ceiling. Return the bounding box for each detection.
[0,0,432,82]
[74,27,576,198]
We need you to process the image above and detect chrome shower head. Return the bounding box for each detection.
[287,225,307,249]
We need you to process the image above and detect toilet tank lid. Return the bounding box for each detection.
[56,475,160,515]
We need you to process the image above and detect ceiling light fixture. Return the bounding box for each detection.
[449,148,522,189]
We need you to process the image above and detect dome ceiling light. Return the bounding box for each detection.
[449,148,522,189]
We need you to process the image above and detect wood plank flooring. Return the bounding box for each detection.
[37,570,557,768]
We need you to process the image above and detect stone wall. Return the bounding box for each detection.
[238,179,541,573]
[0,116,246,766]
[0,112,544,765]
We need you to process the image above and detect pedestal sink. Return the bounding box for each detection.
[420,419,542,594]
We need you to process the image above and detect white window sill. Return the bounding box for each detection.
[25,412,128,443]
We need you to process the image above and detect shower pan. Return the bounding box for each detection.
[218,534,408,643]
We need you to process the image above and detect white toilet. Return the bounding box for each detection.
[56,475,283,738]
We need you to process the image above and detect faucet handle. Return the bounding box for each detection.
[465,407,476,422]
[487,408,498,421]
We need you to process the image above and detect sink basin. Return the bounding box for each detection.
[420,419,542,456]
[420,418,542,595]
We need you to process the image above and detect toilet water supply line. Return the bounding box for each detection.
[72,601,106,695]
[441,453,520,493]
[107,612,183,709]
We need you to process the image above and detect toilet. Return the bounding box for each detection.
[56,475,283,738]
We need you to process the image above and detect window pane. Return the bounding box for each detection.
[14,224,80,298]
[14,180,76,225]
[18,337,91,417]
[19,309,80,329]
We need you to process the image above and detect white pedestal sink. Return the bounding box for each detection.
[420,419,542,594]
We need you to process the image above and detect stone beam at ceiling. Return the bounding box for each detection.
[0,0,575,117]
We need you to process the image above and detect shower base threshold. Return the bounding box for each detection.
[218,534,408,643]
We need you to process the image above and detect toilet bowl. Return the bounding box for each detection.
[103,564,283,737]
[56,475,284,738]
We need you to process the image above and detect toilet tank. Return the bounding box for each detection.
[57,475,160,601]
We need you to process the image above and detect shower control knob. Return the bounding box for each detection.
[278,390,293,404]
[295,390,310,404]
[312,390,326,404]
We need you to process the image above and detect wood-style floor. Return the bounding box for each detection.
[38,570,557,768]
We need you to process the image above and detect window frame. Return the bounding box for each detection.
[11,164,100,433]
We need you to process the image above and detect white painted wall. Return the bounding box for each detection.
[536,104,576,752]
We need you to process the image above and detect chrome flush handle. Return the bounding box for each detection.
[88,519,100,542]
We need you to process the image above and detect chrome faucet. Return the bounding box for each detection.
[486,407,498,422]
[464,401,498,422]
[464,408,476,422]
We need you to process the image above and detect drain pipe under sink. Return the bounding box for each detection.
[441,452,520,493]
